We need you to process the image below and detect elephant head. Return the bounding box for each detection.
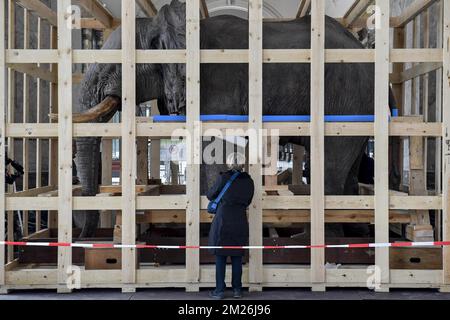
[73,0,187,238]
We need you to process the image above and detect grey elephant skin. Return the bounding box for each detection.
[74,0,398,237]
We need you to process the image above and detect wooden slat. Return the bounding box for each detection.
[200,0,209,19]
[121,0,137,293]
[15,0,57,26]
[57,0,73,293]
[48,26,58,229]
[374,0,390,291]
[185,0,201,292]
[310,0,325,291]
[343,0,373,28]
[22,8,30,237]
[393,0,439,28]
[435,0,443,242]
[78,0,114,29]
[35,18,42,232]
[0,0,6,292]
[136,0,157,17]
[6,63,56,83]
[6,0,15,264]
[247,0,263,292]
[296,0,311,18]
[442,0,450,288]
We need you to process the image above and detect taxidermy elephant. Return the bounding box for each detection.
[71,0,399,237]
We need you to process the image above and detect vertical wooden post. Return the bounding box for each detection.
[57,0,73,293]
[310,0,325,292]
[392,27,405,189]
[22,8,30,237]
[36,17,42,232]
[150,101,160,180]
[441,0,450,291]
[136,137,148,185]
[121,0,137,293]
[49,26,58,229]
[435,0,444,242]
[100,136,113,228]
[374,0,390,292]
[292,145,305,185]
[248,0,263,292]
[6,0,15,263]
[185,0,200,292]
[0,0,7,294]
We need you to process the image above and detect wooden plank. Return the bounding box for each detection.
[0,0,6,292]
[343,0,373,28]
[296,0,311,18]
[185,0,201,292]
[200,0,209,19]
[15,0,57,26]
[121,0,137,293]
[5,48,444,64]
[310,0,325,291]
[100,136,113,228]
[248,0,263,292]
[393,0,439,28]
[35,17,43,232]
[6,63,57,83]
[22,8,30,237]
[150,101,160,180]
[136,0,157,17]
[57,0,73,293]
[48,26,58,229]
[78,0,114,29]
[435,1,443,242]
[442,0,450,288]
[374,0,390,291]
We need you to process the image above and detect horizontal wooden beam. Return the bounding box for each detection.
[5,121,443,138]
[5,195,443,211]
[116,209,411,224]
[80,18,121,30]
[6,48,444,64]
[15,0,57,26]
[1,268,444,288]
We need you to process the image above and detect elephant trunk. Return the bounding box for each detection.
[74,137,101,238]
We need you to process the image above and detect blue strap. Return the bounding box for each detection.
[153,112,399,123]
[213,171,240,205]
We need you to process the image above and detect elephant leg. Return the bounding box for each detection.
[74,137,101,238]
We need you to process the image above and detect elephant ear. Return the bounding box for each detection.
[154,0,186,49]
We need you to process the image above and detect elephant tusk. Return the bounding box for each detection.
[48,96,120,123]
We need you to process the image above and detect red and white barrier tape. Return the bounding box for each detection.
[1,241,450,250]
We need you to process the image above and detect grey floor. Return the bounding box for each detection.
[1,288,450,300]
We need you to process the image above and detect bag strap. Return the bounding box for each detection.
[213,171,241,205]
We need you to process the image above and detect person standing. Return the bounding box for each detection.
[207,153,254,299]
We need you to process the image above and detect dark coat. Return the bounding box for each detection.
[207,170,255,256]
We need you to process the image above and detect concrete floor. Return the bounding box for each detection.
[1,288,450,300]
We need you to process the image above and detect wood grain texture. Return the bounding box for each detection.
[374,0,390,288]
[185,0,201,291]
[0,0,6,288]
[121,0,137,290]
[248,0,263,292]
[57,0,73,291]
[310,0,326,289]
[442,0,450,286]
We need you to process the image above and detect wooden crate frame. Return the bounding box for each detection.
[0,0,449,293]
